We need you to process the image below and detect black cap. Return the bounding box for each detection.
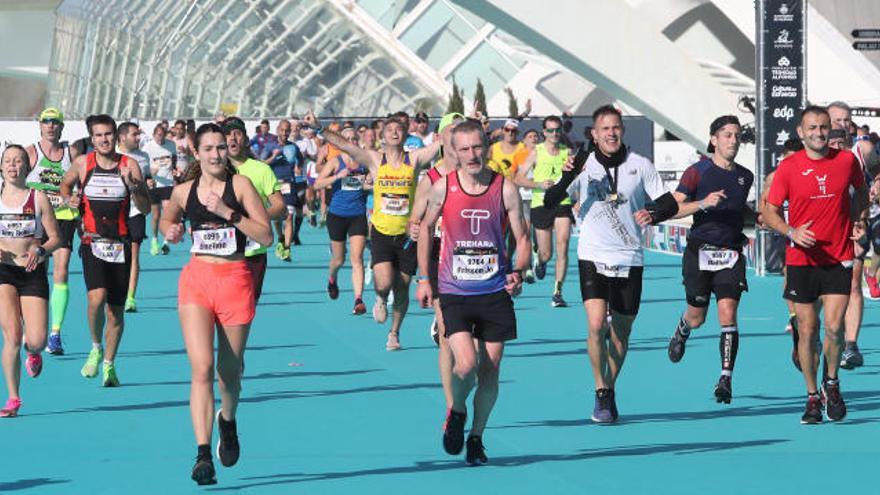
[707,115,741,153]
[222,116,247,135]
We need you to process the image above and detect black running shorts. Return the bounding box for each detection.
[530,204,574,230]
[439,290,516,342]
[327,213,368,242]
[47,218,80,250]
[578,260,643,315]
[150,186,173,204]
[80,241,132,306]
[784,264,852,303]
[370,227,417,276]
[128,214,147,244]
[0,263,49,299]
[681,243,748,307]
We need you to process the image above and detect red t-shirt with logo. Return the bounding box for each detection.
[767,148,864,266]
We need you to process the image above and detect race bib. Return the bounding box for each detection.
[452,247,499,281]
[341,175,364,191]
[595,262,630,278]
[91,239,125,263]
[380,193,410,216]
[698,247,739,272]
[0,218,36,238]
[191,227,237,256]
[47,192,64,209]
[84,174,126,201]
[280,182,292,194]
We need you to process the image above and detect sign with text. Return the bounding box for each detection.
[853,41,880,50]
[756,0,806,275]
[852,29,880,38]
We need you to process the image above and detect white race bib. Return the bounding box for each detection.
[0,218,36,238]
[380,193,410,216]
[47,192,64,209]
[341,175,364,191]
[595,262,630,278]
[191,227,237,256]
[91,239,125,263]
[84,174,127,201]
[698,247,739,272]
[452,247,499,281]
[280,182,292,194]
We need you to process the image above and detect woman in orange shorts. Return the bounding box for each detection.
[160,123,271,486]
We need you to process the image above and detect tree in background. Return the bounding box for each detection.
[473,79,487,116]
[506,87,518,118]
[447,79,465,114]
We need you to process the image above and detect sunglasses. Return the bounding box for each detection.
[41,119,62,125]
[544,128,563,134]
[503,128,518,133]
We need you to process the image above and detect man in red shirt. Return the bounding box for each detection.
[763,106,868,424]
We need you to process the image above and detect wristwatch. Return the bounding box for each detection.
[229,211,243,224]
[35,246,47,258]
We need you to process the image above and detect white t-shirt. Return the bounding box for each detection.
[295,137,317,158]
[142,139,177,187]
[566,151,668,267]
[120,148,151,216]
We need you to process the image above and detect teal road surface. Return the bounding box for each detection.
[2,226,878,494]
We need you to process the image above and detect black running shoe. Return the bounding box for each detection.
[161,244,170,255]
[800,395,823,425]
[822,380,847,421]
[667,330,687,363]
[442,408,466,455]
[714,375,732,404]
[191,451,217,485]
[216,411,240,467]
[465,436,488,465]
[327,280,340,300]
[293,237,302,246]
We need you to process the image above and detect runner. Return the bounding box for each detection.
[408,112,463,409]
[171,119,195,182]
[487,119,529,179]
[665,116,754,404]
[24,107,80,355]
[222,117,285,302]
[762,105,868,424]
[262,119,303,262]
[143,123,177,256]
[415,119,530,465]
[520,128,540,283]
[116,122,152,312]
[515,116,574,307]
[0,145,61,417]
[159,123,272,485]
[314,126,371,314]
[304,110,443,350]
[565,105,679,423]
[60,114,151,387]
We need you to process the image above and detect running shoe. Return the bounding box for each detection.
[840,347,864,370]
[352,299,367,315]
[191,451,217,485]
[800,395,823,424]
[293,236,302,246]
[47,332,63,355]
[280,247,291,262]
[714,375,732,404]
[591,389,615,423]
[274,242,284,260]
[161,243,170,255]
[822,380,847,421]
[385,332,401,351]
[866,272,880,300]
[667,329,687,363]
[372,297,388,324]
[25,353,42,378]
[551,294,567,308]
[442,408,467,455]
[309,213,317,227]
[102,362,120,387]
[430,317,439,346]
[535,260,547,281]
[216,410,240,467]
[465,436,488,466]
[81,347,103,378]
[150,238,160,256]
[327,280,340,300]
[0,398,22,418]
[124,296,137,313]
[523,269,536,284]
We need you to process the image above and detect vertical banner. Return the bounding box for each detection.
[756,0,806,275]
